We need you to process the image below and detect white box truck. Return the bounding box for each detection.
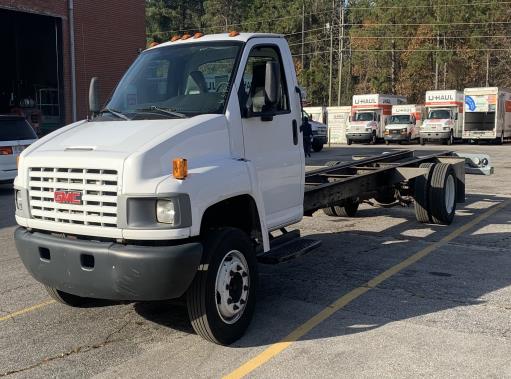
[346,94,406,144]
[421,90,463,145]
[463,87,511,143]
[13,33,478,345]
[303,106,328,151]
[327,106,351,144]
[384,104,425,145]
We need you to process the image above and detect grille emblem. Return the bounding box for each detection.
[54,191,83,205]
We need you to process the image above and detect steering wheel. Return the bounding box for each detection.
[216,82,228,93]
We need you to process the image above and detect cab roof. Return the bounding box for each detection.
[149,32,284,50]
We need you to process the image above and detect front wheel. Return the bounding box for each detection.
[45,286,90,307]
[446,131,454,145]
[420,137,425,146]
[347,138,352,145]
[385,140,390,145]
[312,142,324,152]
[186,228,257,345]
[369,132,377,145]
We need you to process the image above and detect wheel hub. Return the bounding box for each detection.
[215,250,249,324]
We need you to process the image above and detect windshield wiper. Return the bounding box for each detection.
[101,107,131,121]
[135,106,187,119]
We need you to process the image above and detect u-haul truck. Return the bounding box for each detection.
[420,90,463,145]
[384,104,425,144]
[463,87,511,143]
[346,94,406,145]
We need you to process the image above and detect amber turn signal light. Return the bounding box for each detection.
[173,158,188,180]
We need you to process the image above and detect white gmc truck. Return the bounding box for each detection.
[14,33,483,345]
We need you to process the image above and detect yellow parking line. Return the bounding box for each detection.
[224,199,511,379]
[0,299,56,322]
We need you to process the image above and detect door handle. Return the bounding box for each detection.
[292,120,298,145]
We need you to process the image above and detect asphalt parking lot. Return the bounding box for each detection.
[1,143,511,378]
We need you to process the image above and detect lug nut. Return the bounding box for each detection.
[233,304,239,311]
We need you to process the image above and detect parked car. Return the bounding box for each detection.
[302,110,327,152]
[0,115,37,183]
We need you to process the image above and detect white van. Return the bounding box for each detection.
[384,104,425,144]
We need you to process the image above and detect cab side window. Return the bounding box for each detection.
[239,45,289,115]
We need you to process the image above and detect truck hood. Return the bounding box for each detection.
[386,124,410,130]
[20,114,231,193]
[30,115,220,154]
[423,119,452,126]
[348,121,375,129]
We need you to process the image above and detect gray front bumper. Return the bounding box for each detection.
[384,134,409,141]
[347,133,372,142]
[420,131,450,140]
[15,227,202,301]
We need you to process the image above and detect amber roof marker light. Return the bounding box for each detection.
[173,158,188,180]
[228,31,240,37]
[194,32,204,39]
[170,35,181,42]
[181,33,192,40]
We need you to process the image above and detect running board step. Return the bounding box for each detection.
[258,238,322,264]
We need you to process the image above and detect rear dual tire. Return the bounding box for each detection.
[414,163,457,225]
[323,199,359,217]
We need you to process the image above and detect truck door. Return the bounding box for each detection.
[237,42,304,229]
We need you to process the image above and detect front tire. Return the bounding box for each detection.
[369,131,377,145]
[186,228,257,345]
[420,137,425,146]
[347,138,352,145]
[312,142,324,152]
[45,286,89,307]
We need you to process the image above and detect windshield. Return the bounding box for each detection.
[354,112,375,121]
[0,118,37,141]
[389,115,411,124]
[104,42,242,120]
[428,109,452,120]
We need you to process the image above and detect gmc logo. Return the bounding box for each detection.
[54,191,83,205]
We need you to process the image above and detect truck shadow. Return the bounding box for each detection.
[135,193,511,348]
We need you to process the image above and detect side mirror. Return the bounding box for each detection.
[265,61,280,106]
[89,77,101,116]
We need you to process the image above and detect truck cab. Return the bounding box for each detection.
[384,114,416,144]
[420,90,463,145]
[384,104,423,145]
[14,33,305,345]
[346,110,380,145]
[302,109,328,152]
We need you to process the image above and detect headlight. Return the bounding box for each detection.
[443,126,450,131]
[365,127,372,132]
[15,190,23,211]
[402,128,408,134]
[156,199,175,224]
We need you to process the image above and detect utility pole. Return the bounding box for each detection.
[486,52,490,86]
[434,1,439,90]
[328,0,334,107]
[301,2,305,68]
[337,0,344,106]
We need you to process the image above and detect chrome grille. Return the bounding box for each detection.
[28,167,118,228]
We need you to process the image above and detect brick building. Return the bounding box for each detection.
[0,0,145,131]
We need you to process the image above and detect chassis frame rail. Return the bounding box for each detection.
[303,150,466,214]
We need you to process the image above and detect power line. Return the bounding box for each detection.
[346,1,511,10]
[292,48,511,57]
[346,21,511,27]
